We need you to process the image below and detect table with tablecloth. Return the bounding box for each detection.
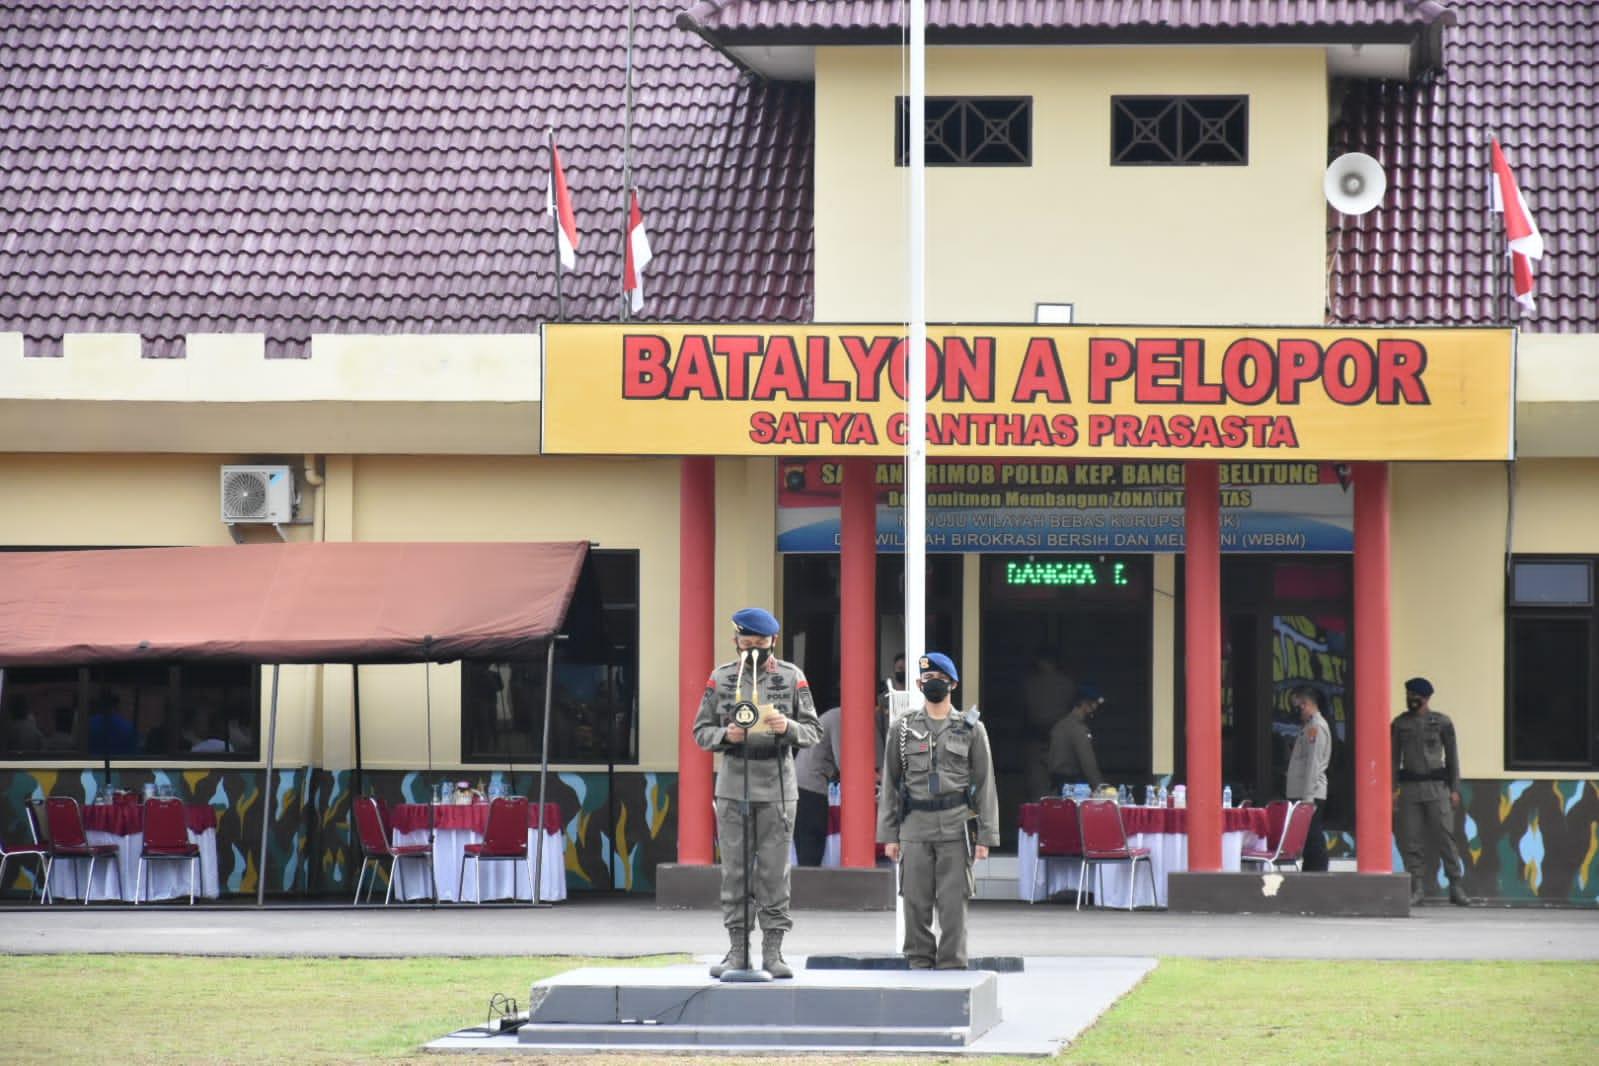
[1017,804,1271,907]
[45,802,221,902]
[388,802,566,902]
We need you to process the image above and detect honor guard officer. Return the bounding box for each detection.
[1392,677,1470,906]
[692,607,821,978]
[877,653,1000,970]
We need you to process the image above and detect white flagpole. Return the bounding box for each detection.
[896,0,928,958]
[904,0,927,692]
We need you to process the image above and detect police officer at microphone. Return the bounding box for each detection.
[877,652,999,970]
[692,607,821,978]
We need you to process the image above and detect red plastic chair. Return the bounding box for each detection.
[1,807,48,903]
[1076,798,1156,911]
[1242,800,1316,872]
[459,797,530,904]
[137,798,201,905]
[1030,799,1081,904]
[43,796,123,904]
[353,796,434,905]
[1263,799,1292,852]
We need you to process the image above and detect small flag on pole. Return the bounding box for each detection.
[1489,138,1544,312]
[623,189,654,314]
[546,133,580,270]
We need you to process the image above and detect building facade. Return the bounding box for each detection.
[2,0,1596,902]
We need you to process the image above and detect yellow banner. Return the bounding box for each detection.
[542,324,1514,460]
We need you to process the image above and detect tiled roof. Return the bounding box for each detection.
[679,0,1453,40]
[1330,0,1597,331]
[0,1,814,354]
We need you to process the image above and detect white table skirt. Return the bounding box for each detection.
[45,829,221,902]
[391,826,566,902]
[1018,828,1263,908]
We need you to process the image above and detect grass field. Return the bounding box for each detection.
[3,955,1595,1064]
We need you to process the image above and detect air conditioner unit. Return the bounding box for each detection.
[220,465,295,524]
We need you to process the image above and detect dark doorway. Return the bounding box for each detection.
[781,553,963,712]
[1178,556,1354,831]
[980,555,1154,849]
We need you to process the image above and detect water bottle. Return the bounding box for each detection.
[1156,784,1168,808]
[1143,784,1155,807]
[1222,785,1233,808]
[1174,785,1187,809]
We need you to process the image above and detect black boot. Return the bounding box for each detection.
[709,930,747,977]
[1409,879,1425,907]
[761,931,793,979]
[1448,881,1471,907]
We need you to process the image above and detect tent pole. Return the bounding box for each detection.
[533,636,558,906]
[352,665,364,800]
[425,655,436,910]
[257,663,280,907]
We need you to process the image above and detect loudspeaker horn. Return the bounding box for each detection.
[1323,152,1387,215]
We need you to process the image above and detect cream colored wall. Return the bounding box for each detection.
[1392,458,1599,779]
[1391,463,1508,778]
[341,455,685,773]
[1151,554,1177,774]
[814,46,1328,324]
[0,453,322,769]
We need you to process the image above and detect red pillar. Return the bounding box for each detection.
[677,456,716,864]
[1183,460,1223,872]
[1353,462,1393,872]
[839,457,878,867]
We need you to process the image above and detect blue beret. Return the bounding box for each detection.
[731,607,780,637]
[1404,677,1434,697]
[1077,682,1103,703]
[918,652,959,683]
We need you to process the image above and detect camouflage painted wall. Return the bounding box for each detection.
[8,768,1590,903]
[2,766,680,898]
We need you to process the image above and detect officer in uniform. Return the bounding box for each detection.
[1285,684,1331,872]
[1392,677,1470,906]
[876,653,1000,970]
[1047,683,1106,794]
[692,607,821,977]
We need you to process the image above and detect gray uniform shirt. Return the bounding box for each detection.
[794,706,886,796]
[692,654,821,802]
[1392,708,1460,800]
[1046,709,1103,789]
[1285,711,1331,801]
[877,708,1000,846]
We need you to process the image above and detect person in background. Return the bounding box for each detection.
[793,682,890,867]
[1286,685,1331,872]
[4,694,45,752]
[1392,677,1470,906]
[87,691,136,756]
[1023,650,1076,800]
[1047,683,1106,794]
[692,607,821,978]
[884,653,910,722]
[878,652,999,970]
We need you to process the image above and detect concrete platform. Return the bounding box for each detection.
[427,956,1157,1056]
[806,951,1025,972]
[1167,870,1411,917]
[656,862,896,910]
[518,964,999,1048]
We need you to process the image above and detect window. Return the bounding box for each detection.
[896,96,1032,166]
[461,551,639,765]
[1112,96,1248,165]
[1507,557,1599,768]
[0,662,259,759]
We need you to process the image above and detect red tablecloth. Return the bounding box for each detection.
[82,801,218,836]
[1019,802,1268,838]
[389,802,562,835]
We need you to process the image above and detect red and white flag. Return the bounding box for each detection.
[545,133,580,270]
[623,189,654,314]
[1489,138,1544,311]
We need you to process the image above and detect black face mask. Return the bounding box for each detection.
[921,678,951,703]
[1406,696,1423,711]
[745,646,773,668]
